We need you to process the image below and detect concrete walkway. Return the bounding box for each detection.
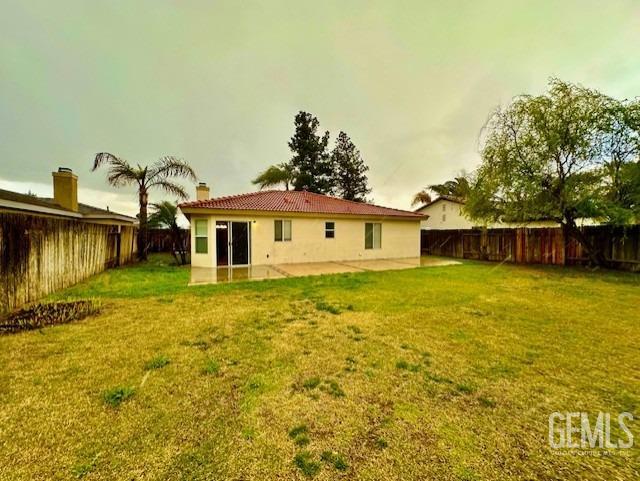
[189,256,460,285]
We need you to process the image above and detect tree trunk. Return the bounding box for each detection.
[171,226,187,265]
[178,229,187,265]
[563,218,606,267]
[138,189,148,261]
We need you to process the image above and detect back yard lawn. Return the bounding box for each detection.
[0,256,638,480]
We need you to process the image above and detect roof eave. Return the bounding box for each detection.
[0,198,83,218]
[178,206,423,220]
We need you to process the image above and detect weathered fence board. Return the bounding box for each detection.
[0,213,137,313]
[422,225,640,271]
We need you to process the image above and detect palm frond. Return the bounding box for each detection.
[411,190,432,207]
[92,152,140,187]
[106,164,140,187]
[93,152,128,171]
[252,164,292,190]
[148,201,180,229]
[147,179,190,200]
[148,157,197,184]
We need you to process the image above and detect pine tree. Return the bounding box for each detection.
[330,131,371,201]
[288,111,332,193]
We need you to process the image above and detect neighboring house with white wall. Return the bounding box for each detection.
[414,195,596,230]
[179,187,423,268]
[414,195,473,230]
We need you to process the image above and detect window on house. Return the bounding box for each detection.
[443,204,446,212]
[442,214,446,222]
[195,219,208,254]
[274,219,292,241]
[325,221,335,238]
[365,222,381,249]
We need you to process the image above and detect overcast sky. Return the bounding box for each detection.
[1,0,639,216]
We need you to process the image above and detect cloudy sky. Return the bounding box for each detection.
[1,0,639,216]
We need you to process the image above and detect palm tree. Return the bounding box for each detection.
[428,176,471,200]
[252,162,294,190]
[411,189,432,207]
[92,153,197,261]
[148,201,188,265]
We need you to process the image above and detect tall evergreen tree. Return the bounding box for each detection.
[288,111,332,193]
[330,131,371,201]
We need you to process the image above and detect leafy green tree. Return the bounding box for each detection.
[92,153,197,261]
[148,201,188,265]
[330,131,371,201]
[288,111,332,193]
[466,79,640,266]
[598,99,640,223]
[252,162,294,190]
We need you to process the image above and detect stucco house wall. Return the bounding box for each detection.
[416,199,472,230]
[189,212,420,268]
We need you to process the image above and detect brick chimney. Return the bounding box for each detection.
[52,167,78,211]
[196,182,210,201]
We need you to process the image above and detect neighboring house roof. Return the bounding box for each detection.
[180,190,424,219]
[414,195,465,212]
[0,188,136,224]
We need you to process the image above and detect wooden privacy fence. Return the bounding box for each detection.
[0,212,137,314]
[148,228,190,253]
[421,225,640,271]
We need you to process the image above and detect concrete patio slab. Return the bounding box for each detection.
[274,261,363,277]
[341,257,422,271]
[190,264,287,285]
[189,256,461,285]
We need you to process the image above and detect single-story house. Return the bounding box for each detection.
[179,185,423,268]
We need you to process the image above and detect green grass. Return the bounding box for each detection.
[101,386,135,407]
[0,254,638,479]
[293,451,321,477]
[202,358,221,375]
[144,354,170,370]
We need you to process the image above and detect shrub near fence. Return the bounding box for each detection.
[421,225,640,271]
[0,212,137,314]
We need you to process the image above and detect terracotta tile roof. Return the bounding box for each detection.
[179,190,423,219]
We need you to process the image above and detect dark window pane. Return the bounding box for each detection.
[231,222,249,265]
[195,237,208,254]
[365,223,373,249]
[275,220,283,241]
[325,221,335,238]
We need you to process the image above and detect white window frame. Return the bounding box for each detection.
[194,219,208,254]
[325,221,335,239]
[365,222,381,249]
[274,219,292,242]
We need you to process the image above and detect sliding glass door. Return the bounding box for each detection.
[216,221,251,267]
[231,222,250,265]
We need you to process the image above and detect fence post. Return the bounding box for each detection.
[480,228,488,260]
